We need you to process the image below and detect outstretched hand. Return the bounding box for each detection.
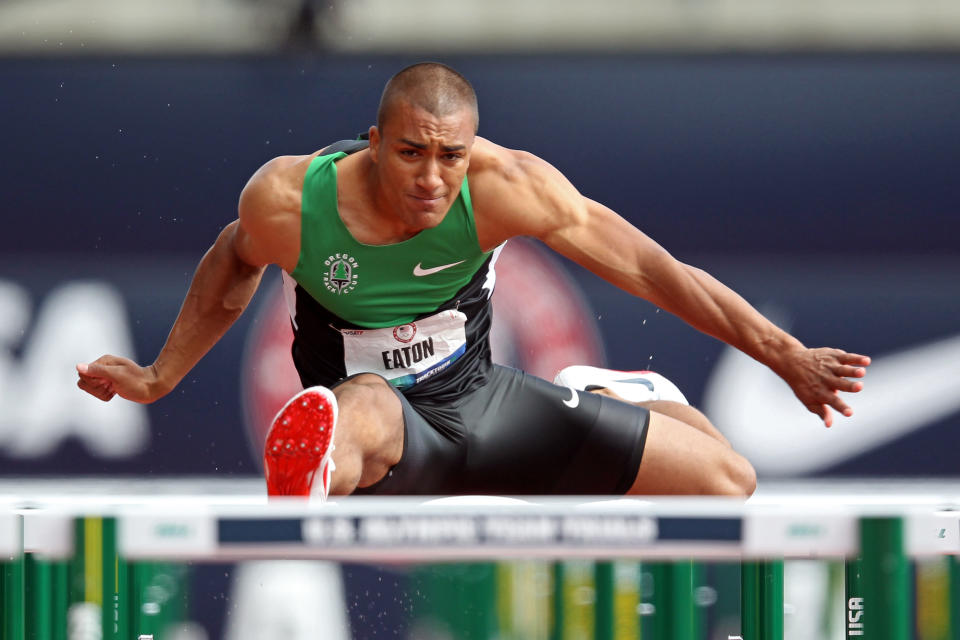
[778,347,871,427]
[76,356,165,404]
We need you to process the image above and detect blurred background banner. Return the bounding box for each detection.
[0,1,958,479]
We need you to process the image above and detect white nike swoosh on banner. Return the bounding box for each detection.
[413,260,465,277]
[563,387,580,409]
[703,331,960,475]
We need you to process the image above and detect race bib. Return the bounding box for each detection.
[340,310,467,390]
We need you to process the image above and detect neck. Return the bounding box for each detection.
[357,157,421,244]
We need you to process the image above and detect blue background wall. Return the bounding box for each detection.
[2,54,958,477]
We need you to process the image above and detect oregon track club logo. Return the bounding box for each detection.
[323,253,359,294]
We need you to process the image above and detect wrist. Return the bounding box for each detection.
[146,361,177,400]
[754,332,806,376]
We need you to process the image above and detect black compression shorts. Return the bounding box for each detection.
[348,365,650,496]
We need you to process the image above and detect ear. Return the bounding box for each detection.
[368,126,380,163]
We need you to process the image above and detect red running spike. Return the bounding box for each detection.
[263,386,338,499]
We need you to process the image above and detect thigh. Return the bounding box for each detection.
[348,377,466,496]
[627,411,752,495]
[459,366,650,495]
[637,400,729,446]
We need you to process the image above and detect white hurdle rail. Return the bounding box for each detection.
[3,494,960,639]
[112,498,958,562]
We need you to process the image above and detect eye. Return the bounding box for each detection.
[443,153,463,161]
[400,149,419,157]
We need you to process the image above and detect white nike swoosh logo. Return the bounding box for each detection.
[563,386,580,409]
[703,327,960,475]
[413,260,465,277]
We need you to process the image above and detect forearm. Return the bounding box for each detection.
[151,222,265,396]
[643,257,804,374]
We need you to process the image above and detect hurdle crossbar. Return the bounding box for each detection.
[4,496,960,640]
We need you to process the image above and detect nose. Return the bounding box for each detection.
[415,158,443,194]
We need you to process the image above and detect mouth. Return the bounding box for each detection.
[407,193,448,213]
[409,193,446,203]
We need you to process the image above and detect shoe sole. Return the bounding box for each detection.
[263,386,338,498]
[554,365,688,405]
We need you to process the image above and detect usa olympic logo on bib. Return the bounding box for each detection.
[393,323,416,343]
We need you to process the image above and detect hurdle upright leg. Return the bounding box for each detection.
[594,561,616,640]
[847,517,910,640]
[845,555,863,639]
[2,553,25,640]
[1,512,24,639]
[951,556,960,640]
[740,560,783,640]
[594,561,640,640]
[25,553,68,640]
[101,517,131,640]
[650,560,699,640]
[552,560,595,640]
[129,561,190,637]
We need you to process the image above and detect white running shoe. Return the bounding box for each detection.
[554,365,689,405]
[263,386,338,500]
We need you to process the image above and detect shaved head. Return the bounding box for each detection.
[377,62,479,133]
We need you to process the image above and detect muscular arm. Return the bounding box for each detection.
[472,142,869,426]
[77,156,303,403]
[154,221,267,395]
[555,197,800,367]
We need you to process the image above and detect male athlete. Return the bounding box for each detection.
[76,62,869,499]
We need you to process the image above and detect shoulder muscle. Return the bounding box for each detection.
[236,155,311,271]
[469,139,586,248]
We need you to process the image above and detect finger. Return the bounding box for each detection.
[826,391,854,418]
[832,377,864,393]
[833,364,867,379]
[806,401,831,427]
[95,379,116,395]
[79,373,106,384]
[76,363,104,382]
[78,374,113,394]
[82,362,120,381]
[78,362,107,380]
[822,404,835,428]
[77,379,115,402]
[77,379,106,399]
[79,355,128,373]
[837,352,871,367]
[79,375,114,394]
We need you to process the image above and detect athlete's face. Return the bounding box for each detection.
[369,101,475,233]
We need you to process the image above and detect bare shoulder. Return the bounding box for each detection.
[239,153,318,219]
[468,137,584,246]
[235,152,321,271]
[467,137,541,185]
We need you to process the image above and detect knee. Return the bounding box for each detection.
[717,451,756,497]
[330,374,404,479]
[328,450,363,497]
[333,374,397,415]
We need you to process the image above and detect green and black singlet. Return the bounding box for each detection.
[284,139,503,402]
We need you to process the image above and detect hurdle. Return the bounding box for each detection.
[1,511,24,639]
[3,496,960,639]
